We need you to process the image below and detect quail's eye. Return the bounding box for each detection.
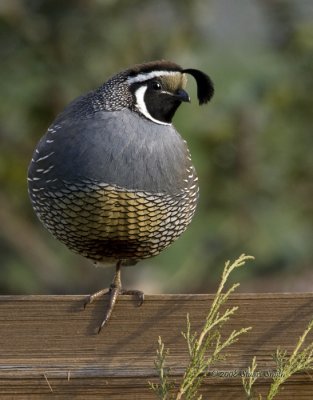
[152,81,162,91]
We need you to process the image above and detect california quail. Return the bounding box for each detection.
[28,60,214,331]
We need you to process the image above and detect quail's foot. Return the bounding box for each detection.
[84,260,144,333]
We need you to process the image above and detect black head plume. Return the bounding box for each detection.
[183,68,214,105]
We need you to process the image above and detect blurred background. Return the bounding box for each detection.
[0,0,312,295]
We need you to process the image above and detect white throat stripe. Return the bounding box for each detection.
[134,85,171,126]
[128,70,180,85]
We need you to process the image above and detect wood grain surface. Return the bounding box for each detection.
[0,294,313,399]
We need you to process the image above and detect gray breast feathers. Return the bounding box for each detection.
[29,109,192,195]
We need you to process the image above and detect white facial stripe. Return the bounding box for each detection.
[127,70,180,85]
[134,85,171,126]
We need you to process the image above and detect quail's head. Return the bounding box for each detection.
[90,60,214,124]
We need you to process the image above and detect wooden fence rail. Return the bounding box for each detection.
[0,294,313,399]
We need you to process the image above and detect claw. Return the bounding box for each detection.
[138,292,144,307]
[83,298,90,310]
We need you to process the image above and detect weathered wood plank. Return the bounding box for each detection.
[0,294,313,398]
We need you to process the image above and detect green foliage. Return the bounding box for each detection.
[242,357,260,400]
[149,337,174,399]
[243,319,313,400]
[150,254,253,399]
[151,255,313,399]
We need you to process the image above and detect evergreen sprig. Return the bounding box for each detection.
[150,254,313,399]
[150,254,254,399]
[242,319,313,399]
[242,356,262,400]
[149,336,174,399]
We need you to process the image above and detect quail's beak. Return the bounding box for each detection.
[175,89,190,103]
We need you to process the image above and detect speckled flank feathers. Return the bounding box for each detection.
[29,179,198,263]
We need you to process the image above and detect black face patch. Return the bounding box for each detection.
[144,79,182,123]
[130,73,188,124]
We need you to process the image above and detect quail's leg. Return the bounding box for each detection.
[97,260,123,332]
[84,260,144,333]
